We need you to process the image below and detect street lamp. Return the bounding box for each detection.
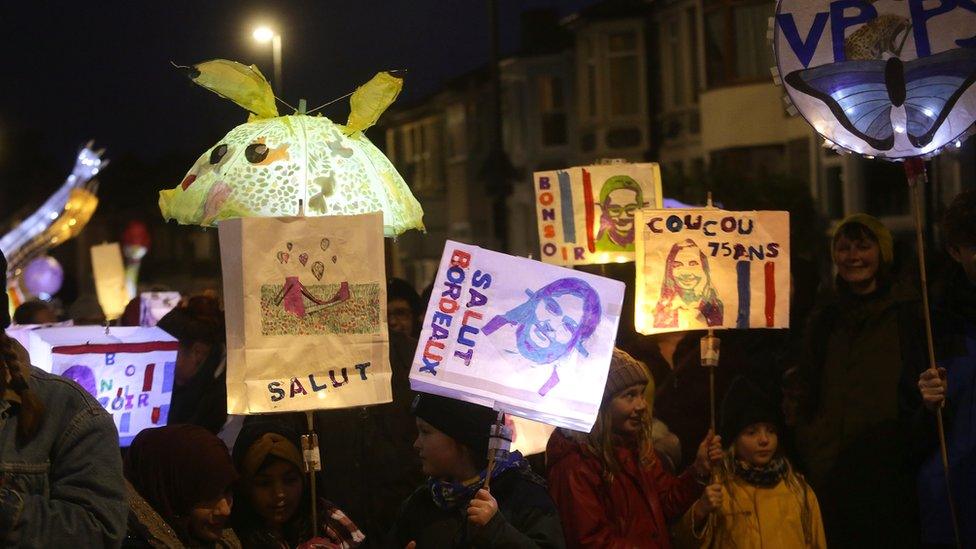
[252,25,282,94]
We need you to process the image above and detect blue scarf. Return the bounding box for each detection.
[428,451,527,510]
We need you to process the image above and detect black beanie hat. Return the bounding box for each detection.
[0,251,9,329]
[719,376,781,443]
[412,392,498,460]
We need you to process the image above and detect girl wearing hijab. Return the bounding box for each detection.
[124,424,240,548]
[390,393,564,548]
[231,420,364,549]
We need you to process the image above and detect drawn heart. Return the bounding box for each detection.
[320,238,330,251]
[312,261,325,281]
[299,253,309,266]
[286,242,293,251]
[331,255,337,263]
[277,251,289,264]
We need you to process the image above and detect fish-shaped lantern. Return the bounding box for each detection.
[159,60,424,237]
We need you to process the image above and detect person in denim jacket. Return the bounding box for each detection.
[0,250,128,547]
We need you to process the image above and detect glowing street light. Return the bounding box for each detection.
[252,25,282,94]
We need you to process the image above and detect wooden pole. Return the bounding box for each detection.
[304,410,319,536]
[904,158,960,549]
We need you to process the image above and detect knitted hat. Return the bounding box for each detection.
[233,421,304,479]
[719,376,781,443]
[412,392,498,459]
[833,213,894,265]
[0,251,9,329]
[604,347,650,399]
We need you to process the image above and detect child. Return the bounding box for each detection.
[389,393,564,548]
[675,376,825,548]
[547,348,723,548]
[124,424,240,548]
[231,420,364,549]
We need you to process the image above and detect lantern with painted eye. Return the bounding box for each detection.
[159,60,424,237]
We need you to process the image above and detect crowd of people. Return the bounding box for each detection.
[0,188,973,548]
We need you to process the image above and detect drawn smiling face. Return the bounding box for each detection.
[672,246,704,292]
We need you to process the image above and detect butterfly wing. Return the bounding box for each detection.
[785,60,895,150]
[903,48,976,148]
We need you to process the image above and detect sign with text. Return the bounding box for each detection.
[635,209,791,334]
[534,163,662,266]
[410,241,624,431]
[219,213,391,414]
[27,326,177,446]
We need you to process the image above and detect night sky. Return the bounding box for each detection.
[1,0,598,167]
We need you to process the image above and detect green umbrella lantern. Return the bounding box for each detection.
[159,60,424,237]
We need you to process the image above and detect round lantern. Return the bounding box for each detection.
[772,0,976,159]
[23,255,64,299]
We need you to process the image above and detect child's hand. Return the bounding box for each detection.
[694,483,723,521]
[467,488,498,527]
[692,430,723,479]
[919,367,947,411]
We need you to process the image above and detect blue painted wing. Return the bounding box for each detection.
[785,60,894,150]
[903,48,976,148]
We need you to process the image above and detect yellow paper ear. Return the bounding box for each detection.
[345,72,403,135]
[183,59,279,119]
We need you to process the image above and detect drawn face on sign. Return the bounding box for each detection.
[484,277,602,365]
[597,176,644,250]
[529,292,583,350]
[653,239,724,328]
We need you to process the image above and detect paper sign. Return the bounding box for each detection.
[507,414,556,456]
[139,291,181,327]
[91,243,128,321]
[218,213,391,414]
[410,241,624,432]
[534,163,662,266]
[773,0,976,159]
[635,209,791,334]
[25,326,177,446]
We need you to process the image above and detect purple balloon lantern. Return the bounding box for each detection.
[23,255,64,299]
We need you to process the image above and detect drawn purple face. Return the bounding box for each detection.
[529,293,583,350]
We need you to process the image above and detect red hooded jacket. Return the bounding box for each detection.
[546,429,701,548]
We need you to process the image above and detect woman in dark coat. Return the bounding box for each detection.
[793,213,924,548]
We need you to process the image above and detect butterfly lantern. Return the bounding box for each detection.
[772,0,976,159]
[159,60,424,237]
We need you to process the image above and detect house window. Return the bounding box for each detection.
[607,31,641,116]
[537,75,567,146]
[704,0,774,88]
[445,103,466,160]
[394,118,442,195]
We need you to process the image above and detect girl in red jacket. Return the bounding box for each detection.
[547,348,723,548]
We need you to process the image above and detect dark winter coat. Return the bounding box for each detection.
[915,266,976,546]
[313,332,424,546]
[639,332,748,469]
[794,280,924,547]
[388,465,564,548]
[546,429,701,548]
